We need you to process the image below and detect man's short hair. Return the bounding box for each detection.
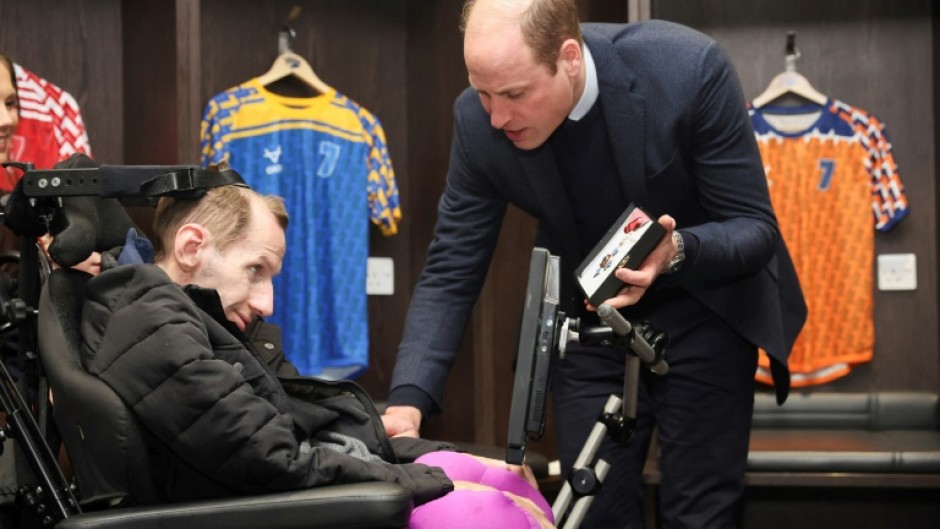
[151,185,288,261]
[460,0,582,75]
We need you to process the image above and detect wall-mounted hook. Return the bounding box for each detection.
[278,26,296,54]
[784,31,801,73]
[278,6,302,54]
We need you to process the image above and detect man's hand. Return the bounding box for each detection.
[381,405,422,438]
[586,214,678,311]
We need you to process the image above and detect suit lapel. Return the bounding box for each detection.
[584,31,649,209]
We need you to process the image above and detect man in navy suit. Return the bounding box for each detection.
[383,1,807,527]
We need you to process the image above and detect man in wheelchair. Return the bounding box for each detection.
[32,166,553,528]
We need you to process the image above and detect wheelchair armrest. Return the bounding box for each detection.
[55,482,413,529]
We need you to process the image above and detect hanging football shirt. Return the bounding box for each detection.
[200,80,400,379]
[5,64,92,191]
[750,99,908,387]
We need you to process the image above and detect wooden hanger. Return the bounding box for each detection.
[752,32,827,108]
[257,51,332,95]
[257,21,333,95]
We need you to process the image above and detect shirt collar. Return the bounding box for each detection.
[568,42,598,121]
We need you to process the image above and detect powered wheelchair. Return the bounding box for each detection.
[0,156,411,528]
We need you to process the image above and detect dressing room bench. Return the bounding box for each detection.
[643,391,940,527]
[743,391,940,487]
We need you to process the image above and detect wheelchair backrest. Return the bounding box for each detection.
[38,268,162,507]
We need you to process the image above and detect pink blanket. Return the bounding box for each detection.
[409,451,554,528]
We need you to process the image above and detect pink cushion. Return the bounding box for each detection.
[410,490,545,529]
[410,451,554,528]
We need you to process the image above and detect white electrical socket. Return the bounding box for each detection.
[877,253,916,291]
[366,257,394,296]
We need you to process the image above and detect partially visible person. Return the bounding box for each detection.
[78,183,553,527]
[3,58,93,181]
[0,53,17,169]
[0,52,20,251]
[0,50,19,259]
[0,52,26,519]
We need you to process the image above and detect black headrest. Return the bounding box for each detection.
[2,155,252,268]
[46,155,138,267]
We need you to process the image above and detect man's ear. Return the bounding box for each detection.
[174,223,210,275]
[559,38,582,77]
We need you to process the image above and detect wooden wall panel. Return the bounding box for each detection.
[123,0,178,165]
[935,0,940,390]
[197,0,408,149]
[394,0,475,442]
[175,0,202,164]
[654,0,938,394]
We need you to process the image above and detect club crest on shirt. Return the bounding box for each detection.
[264,145,283,175]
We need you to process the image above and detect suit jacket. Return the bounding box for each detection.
[390,20,806,407]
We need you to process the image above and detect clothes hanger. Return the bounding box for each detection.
[256,17,333,96]
[752,32,827,108]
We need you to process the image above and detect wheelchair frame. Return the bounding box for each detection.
[0,162,245,527]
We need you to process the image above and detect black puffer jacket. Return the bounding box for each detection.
[80,264,455,504]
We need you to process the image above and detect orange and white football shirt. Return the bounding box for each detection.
[750,99,908,387]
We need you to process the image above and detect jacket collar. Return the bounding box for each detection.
[183,284,247,339]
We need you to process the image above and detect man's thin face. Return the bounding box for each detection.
[465,27,575,150]
[193,201,286,332]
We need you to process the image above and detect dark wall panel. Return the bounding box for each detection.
[394,0,475,442]
[123,0,177,165]
[197,0,408,154]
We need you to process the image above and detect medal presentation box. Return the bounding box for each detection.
[575,204,666,307]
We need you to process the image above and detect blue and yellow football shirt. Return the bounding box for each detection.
[201,80,401,379]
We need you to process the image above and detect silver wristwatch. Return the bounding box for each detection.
[662,231,685,274]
